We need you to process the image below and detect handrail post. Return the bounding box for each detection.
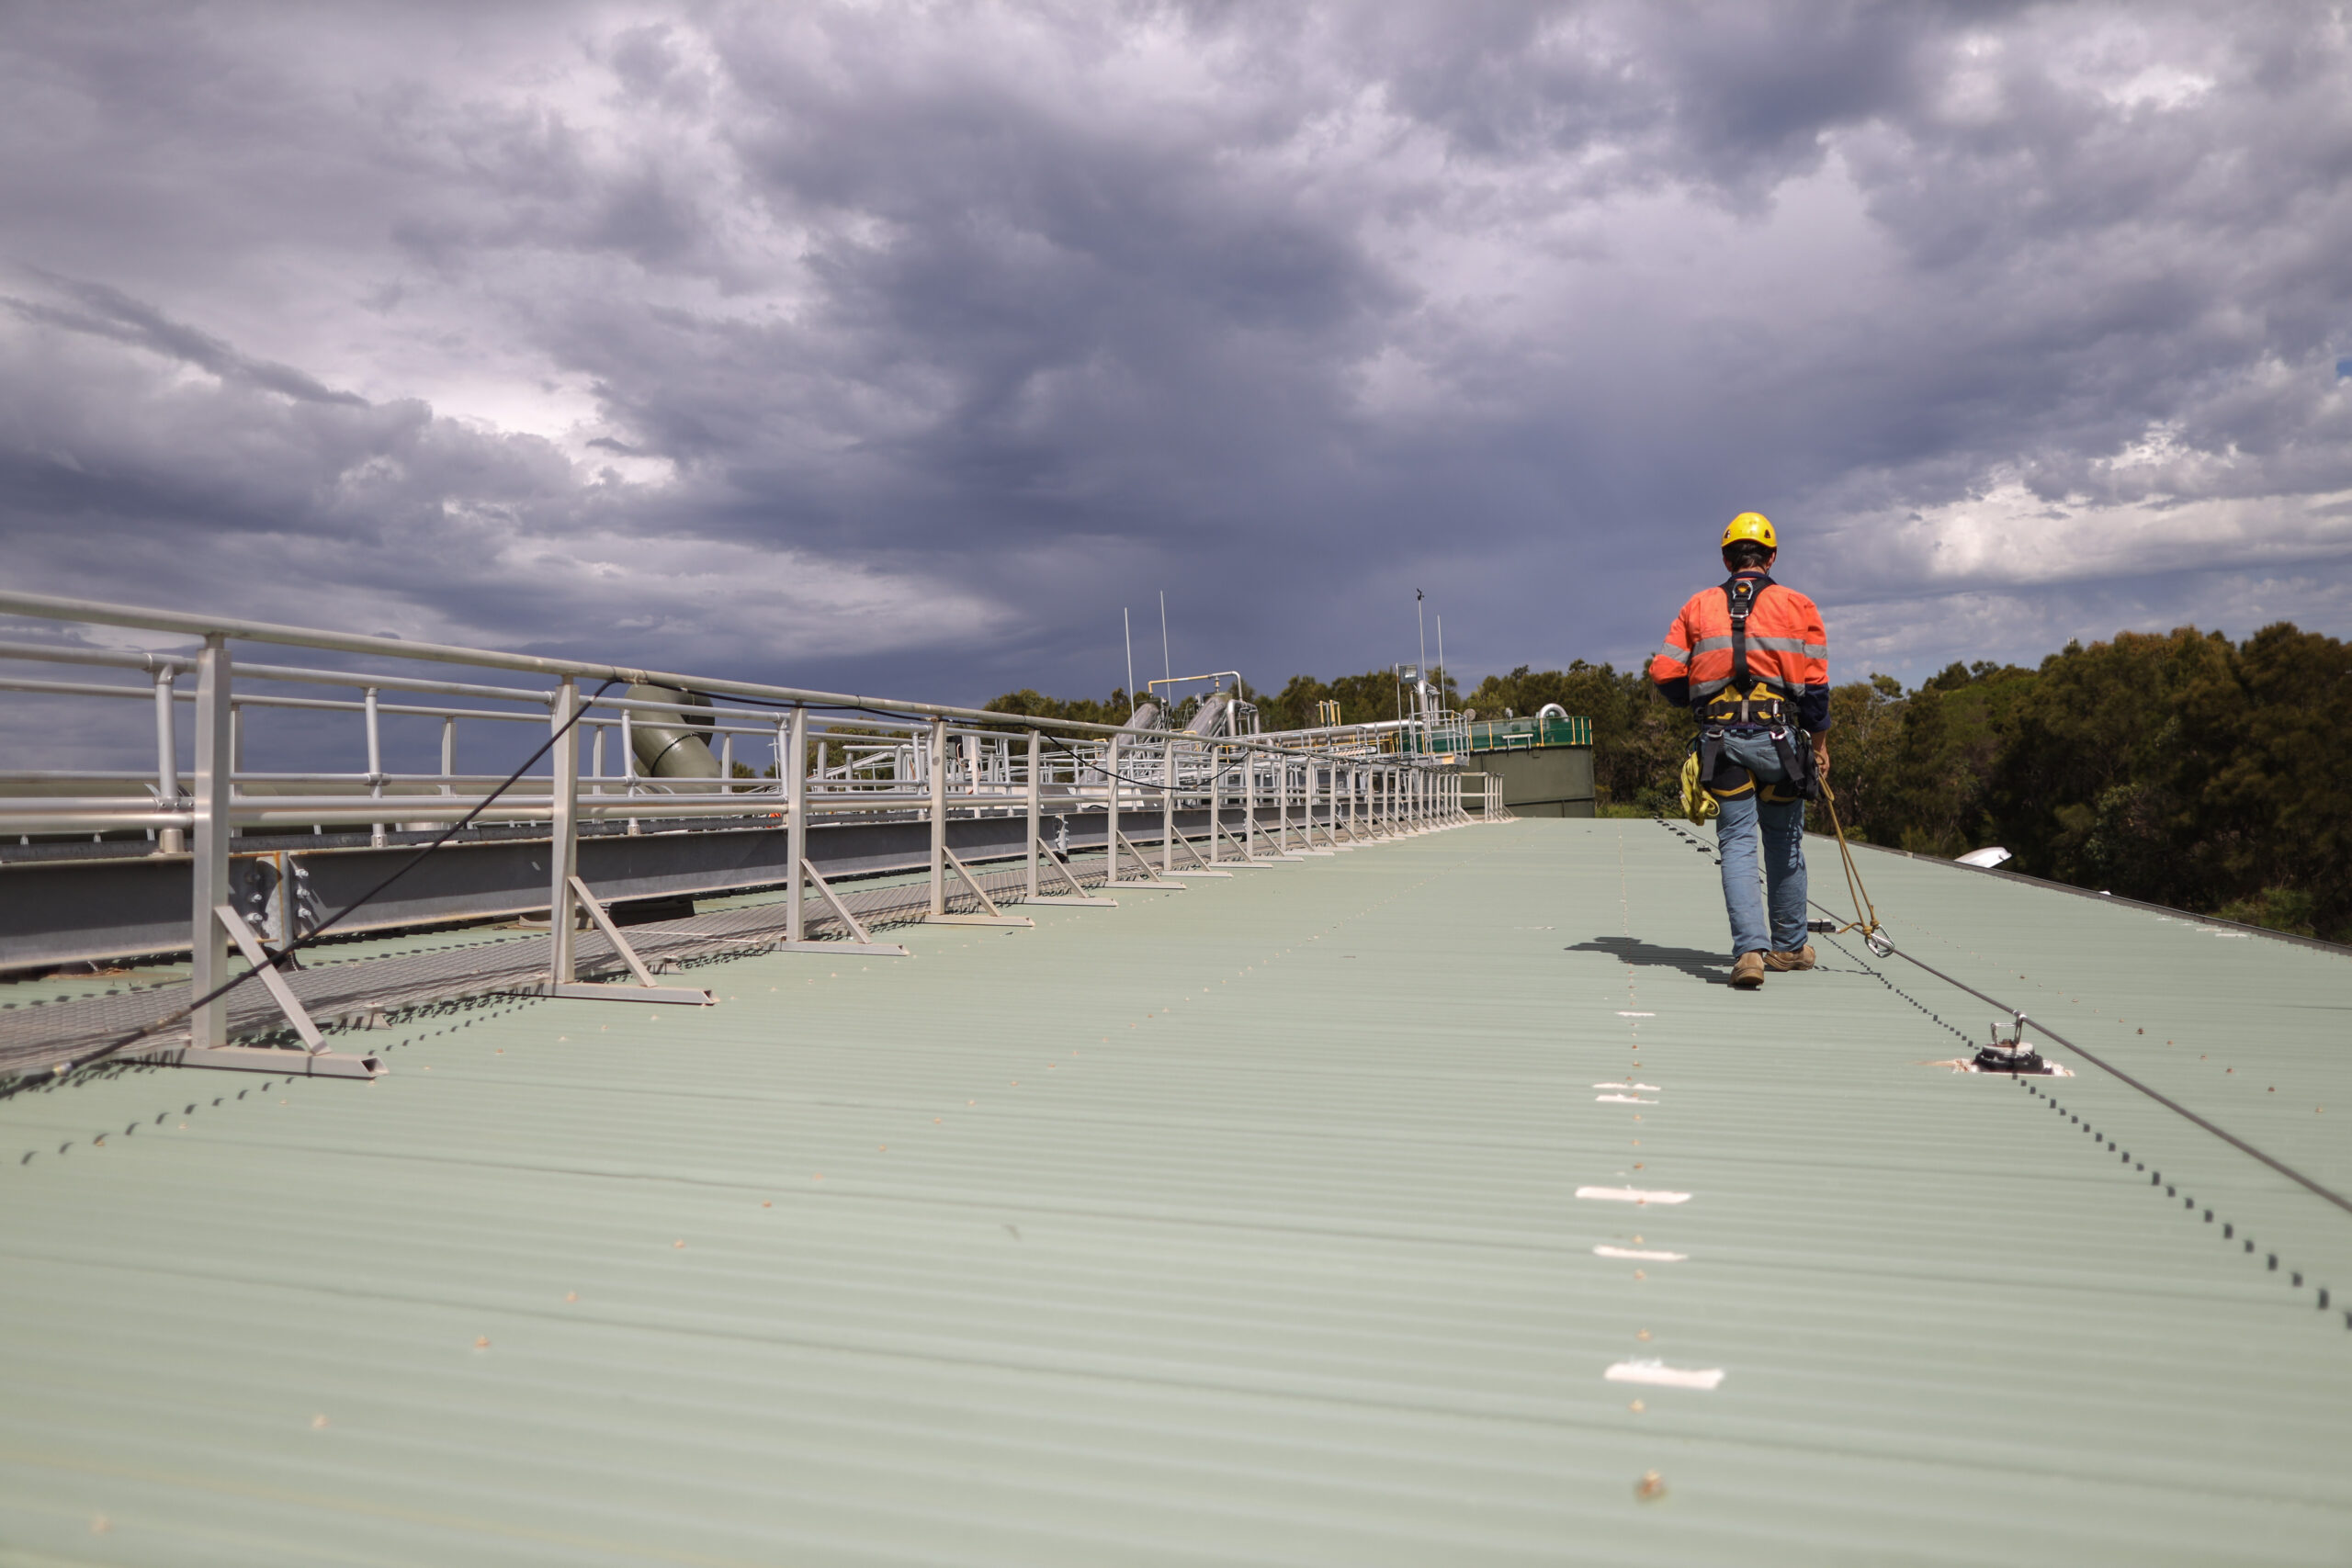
[188,637,232,1049]
[1278,757,1291,853]
[1025,729,1042,899]
[786,705,808,941]
[1105,732,1122,880]
[548,678,581,987]
[1245,747,1257,860]
[364,684,386,847]
[929,716,948,917]
[1161,735,1176,877]
[1207,740,1222,864]
[153,665,182,855]
[622,705,640,836]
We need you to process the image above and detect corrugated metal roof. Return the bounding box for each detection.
[3,820,2348,1564]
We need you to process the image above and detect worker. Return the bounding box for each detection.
[1647,513,1831,988]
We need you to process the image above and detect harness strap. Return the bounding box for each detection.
[1723,572,1769,690]
[1765,727,1818,803]
[1697,730,1727,791]
[1715,572,1793,726]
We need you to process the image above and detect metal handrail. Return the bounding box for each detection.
[0,591,1496,1055]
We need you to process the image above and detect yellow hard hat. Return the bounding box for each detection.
[1721,512,1776,550]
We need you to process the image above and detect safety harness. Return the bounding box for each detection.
[1692,571,1818,805]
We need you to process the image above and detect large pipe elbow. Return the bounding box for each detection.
[626,684,723,779]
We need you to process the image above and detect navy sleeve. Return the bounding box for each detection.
[1796,685,1830,734]
[1654,675,1690,708]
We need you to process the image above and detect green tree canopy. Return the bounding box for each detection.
[988,622,2352,939]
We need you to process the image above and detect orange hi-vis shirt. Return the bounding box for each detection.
[1648,571,1831,730]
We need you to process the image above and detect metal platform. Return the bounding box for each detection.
[0,847,1148,1077]
[0,590,1495,1080]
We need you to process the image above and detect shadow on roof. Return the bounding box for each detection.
[1566,934,1727,983]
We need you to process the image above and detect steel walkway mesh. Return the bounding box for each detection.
[0,849,1143,1079]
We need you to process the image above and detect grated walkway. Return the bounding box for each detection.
[0,845,1162,1076]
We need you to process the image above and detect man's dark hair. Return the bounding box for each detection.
[1723,540,1773,570]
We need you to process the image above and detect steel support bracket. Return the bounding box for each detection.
[1213,816,1282,866]
[1165,830,1231,877]
[925,845,1033,925]
[801,857,879,945]
[768,941,911,957]
[546,981,715,1006]
[211,903,324,1051]
[1030,836,1117,905]
[561,875,716,1004]
[152,1044,384,1078]
[1105,829,1185,888]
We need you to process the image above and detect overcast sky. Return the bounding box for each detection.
[6,1,2351,703]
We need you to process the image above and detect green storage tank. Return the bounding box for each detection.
[1448,713,1597,818]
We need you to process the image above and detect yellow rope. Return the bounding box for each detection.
[1818,783,1884,947]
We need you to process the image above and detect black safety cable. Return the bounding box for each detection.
[680,692,946,728]
[684,692,1264,786]
[1038,731,1260,791]
[702,687,1400,794]
[56,676,621,1077]
[678,692,1367,830]
[1862,937,2352,1218]
[1667,815,2352,1220]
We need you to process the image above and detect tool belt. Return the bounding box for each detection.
[1694,716,1818,805]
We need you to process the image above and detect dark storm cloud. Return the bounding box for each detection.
[3,0,2350,705]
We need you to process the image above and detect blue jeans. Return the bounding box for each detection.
[1711,731,1809,958]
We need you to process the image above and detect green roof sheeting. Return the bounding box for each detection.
[2,820,2347,1564]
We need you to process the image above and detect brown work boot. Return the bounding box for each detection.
[1764,945,1816,972]
[1730,952,1765,988]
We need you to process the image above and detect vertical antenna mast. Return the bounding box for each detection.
[1436,613,1444,709]
[1159,591,1170,682]
[1415,590,1427,723]
[1124,608,1136,716]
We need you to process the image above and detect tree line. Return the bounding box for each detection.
[1470,624,2352,942]
[989,621,2352,941]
